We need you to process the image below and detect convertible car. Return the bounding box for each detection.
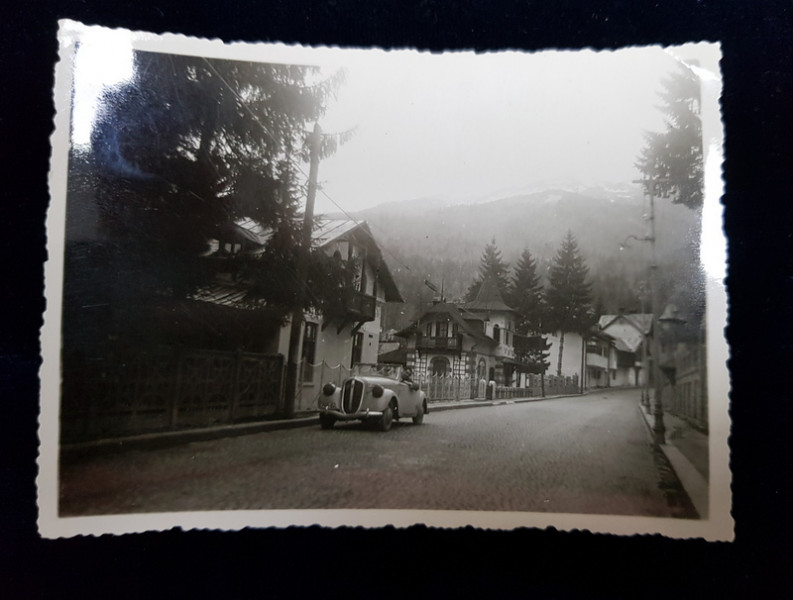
[317,364,428,431]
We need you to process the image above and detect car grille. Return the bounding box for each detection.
[341,379,364,414]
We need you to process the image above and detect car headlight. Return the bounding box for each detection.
[372,384,384,398]
[323,383,336,396]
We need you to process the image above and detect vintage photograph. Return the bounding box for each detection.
[39,21,731,539]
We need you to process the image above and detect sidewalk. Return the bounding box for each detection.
[60,392,576,458]
[639,405,709,518]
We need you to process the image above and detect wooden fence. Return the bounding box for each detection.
[61,347,284,443]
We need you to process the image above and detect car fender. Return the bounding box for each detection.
[318,383,341,409]
[380,388,399,409]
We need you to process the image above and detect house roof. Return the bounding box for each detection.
[215,217,403,303]
[312,218,361,245]
[400,301,496,347]
[598,313,653,354]
[598,313,652,335]
[189,282,266,310]
[462,273,515,313]
[614,338,634,353]
[313,218,403,303]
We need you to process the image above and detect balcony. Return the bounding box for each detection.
[346,291,377,322]
[323,290,377,333]
[416,333,463,353]
[586,352,609,370]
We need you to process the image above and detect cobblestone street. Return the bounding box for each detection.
[59,388,695,518]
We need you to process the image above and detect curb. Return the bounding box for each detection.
[60,392,584,459]
[428,392,579,412]
[60,416,319,459]
[638,404,709,519]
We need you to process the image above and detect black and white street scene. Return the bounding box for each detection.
[40,22,731,539]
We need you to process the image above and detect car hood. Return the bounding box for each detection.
[349,376,404,388]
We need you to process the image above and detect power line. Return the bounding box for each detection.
[202,56,416,277]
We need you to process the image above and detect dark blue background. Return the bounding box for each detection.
[2,1,791,597]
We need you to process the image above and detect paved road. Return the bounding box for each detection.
[60,388,695,518]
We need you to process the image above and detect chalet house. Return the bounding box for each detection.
[584,330,619,388]
[596,313,653,388]
[397,275,546,387]
[279,219,403,411]
[198,218,403,412]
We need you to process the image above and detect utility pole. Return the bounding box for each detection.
[282,123,322,419]
[633,178,667,445]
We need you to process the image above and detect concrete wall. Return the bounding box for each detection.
[546,331,585,379]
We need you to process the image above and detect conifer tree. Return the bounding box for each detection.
[545,231,594,376]
[508,248,544,334]
[636,62,703,209]
[70,50,350,347]
[464,238,510,301]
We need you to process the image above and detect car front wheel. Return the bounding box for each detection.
[319,414,336,430]
[379,402,395,431]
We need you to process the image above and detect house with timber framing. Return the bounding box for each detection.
[396,274,548,392]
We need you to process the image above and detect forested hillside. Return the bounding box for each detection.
[324,184,702,331]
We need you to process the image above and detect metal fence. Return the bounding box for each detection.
[292,362,583,409]
[416,373,475,403]
[296,360,354,411]
[61,346,284,443]
[418,373,581,403]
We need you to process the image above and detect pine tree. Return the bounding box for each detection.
[464,238,510,301]
[75,50,348,343]
[508,248,544,334]
[636,62,703,209]
[545,231,594,376]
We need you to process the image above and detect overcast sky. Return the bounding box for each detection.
[69,27,719,216]
[314,44,720,213]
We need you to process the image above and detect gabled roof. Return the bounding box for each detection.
[598,313,653,354]
[311,218,361,246]
[404,301,496,347]
[219,217,402,303]
[313,218,403,303]
[598,313,652,335]
[614,338,634,353]
[462,272,515,313]
[188,282,266,310]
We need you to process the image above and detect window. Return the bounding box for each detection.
[430,356,449,376]
[437,321,448,338]
[425,322,433,337]
[493,324,500,344]
[351,332,364,366]
[302,323,317,381]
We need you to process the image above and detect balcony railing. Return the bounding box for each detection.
[416,333,463,352]
[347,291,377,322]
[586,352,609,369]
[325,291,377,323]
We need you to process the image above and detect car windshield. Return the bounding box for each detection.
[354,363,402,379]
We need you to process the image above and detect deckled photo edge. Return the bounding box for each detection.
[39,21,732,541]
